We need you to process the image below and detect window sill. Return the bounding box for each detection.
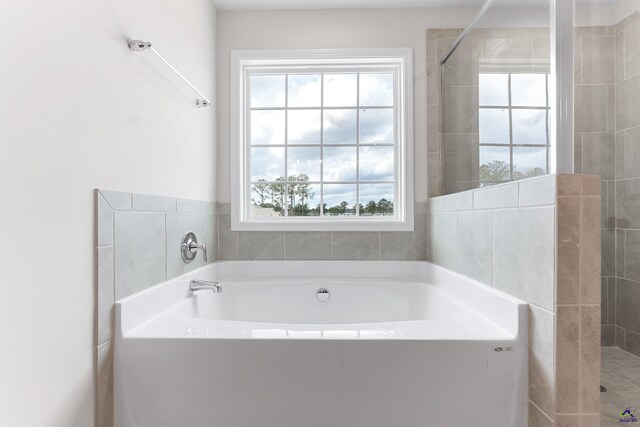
[231,217,414,232]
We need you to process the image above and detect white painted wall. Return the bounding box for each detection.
[0,1,217,425]
[216,7,482,204]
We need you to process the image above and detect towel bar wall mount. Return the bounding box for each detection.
[127,38,212,108]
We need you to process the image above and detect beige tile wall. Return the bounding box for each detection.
[216,202,429,261]
[428,174,601,426]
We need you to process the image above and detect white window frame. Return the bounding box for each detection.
[230,48,414,232]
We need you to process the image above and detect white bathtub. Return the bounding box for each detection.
[115,261,528,427]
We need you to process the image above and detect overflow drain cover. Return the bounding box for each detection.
[316,288,330,302]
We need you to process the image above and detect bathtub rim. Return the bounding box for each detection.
[115,260,528,343]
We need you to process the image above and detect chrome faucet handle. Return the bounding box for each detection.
[181,232,207,263]
[189,241,207,262]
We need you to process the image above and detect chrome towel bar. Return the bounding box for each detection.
[127,38,212,108]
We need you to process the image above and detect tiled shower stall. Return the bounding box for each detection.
[427,10,640,358]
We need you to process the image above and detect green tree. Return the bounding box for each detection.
[365,200,377,215]
[479,160,510,184]
[377,198,393,214]
[252,179,270,205]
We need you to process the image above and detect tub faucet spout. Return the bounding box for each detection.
[189,279,222,293]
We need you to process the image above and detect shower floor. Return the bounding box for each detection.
[601,347,640,426]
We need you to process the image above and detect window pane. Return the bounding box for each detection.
[323,109,357,144]
[288,74,321,107]
[479,146,510,185]
[288,183,320,217]
[288,110,321,144]
[251,182,285,216]
[359,184,394,216]
[287,147,321,181]
[324,146,357,181]
[322,184,357,216]
[251,110,285,145]
[479,74,508,106]
[479,108,510,144]
[513,147,547,179]
[511,74,547,107]
[251,147,285,181]
[512,109,548,145]
[250,75,285,108]
[360,108,394,143]
[359,73,394,106]
[359,146,394,181]
[323,74,357,107]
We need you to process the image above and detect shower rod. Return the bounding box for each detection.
[127,38,212,108]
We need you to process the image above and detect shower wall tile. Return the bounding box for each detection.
[529,305,556,416]
[427,105,438,152]
[555,415,579,427]
[217,213,238,260]
[581,36,614,84]
[428,212,458,271]
[607,181,616,228]
[556,306,579,413]
[575,85,608,132]
[624,20,640,78]
[601,182,608,228]
[443,134,479,183]
[427,152,442,197]
[616,73,640,130]
[484,38,533,59]
[625,230,640,282]
[114,212,166,300]
[575,36,583,85]
[581,132,615,180]
[473,182,519,210]
[616,278,640,333]
[602,229,616,277]
[557,197,580,305]
[238,231,285,260]
[443,190,472,212]
[607,84,616,132]
[608,277,617,324]
[331,232,379,261]
[285,232,332,260]
[132,193,176,212]
[96,340,114,427]
[615,9,640,35]
[428,175,601,424]
[602,325,616,346]
[580,306,601,413]
[177,198,217,213]
[625,329,640,357]
[97,193,114,247]
[380,215,428,261]
[581,196,602,304]
[528,401,554,427]
[622,126,640,179]
[616,177,640,228]
[95,189,217,427]
[519,175,556,207]
[574,133,583,173]
[493,206,555,311]
[457,210,492,284]
[99,189,131,211]
[615,32,625,83]
[97,247,114,345]
[166,213,217,279]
